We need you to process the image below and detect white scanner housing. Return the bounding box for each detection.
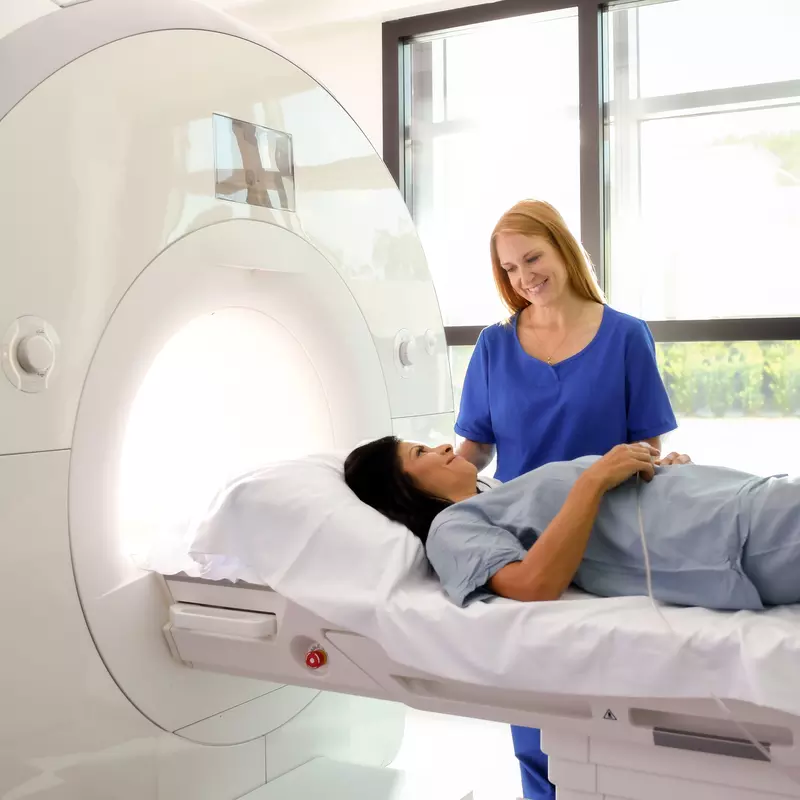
[0,0,454,796]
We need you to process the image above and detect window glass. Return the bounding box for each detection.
[449,344,474,418]
[407,9,580,326]
[605,0,800,320]
[450,345,497,476]
[657,340,800,475]
[635,0,800,98]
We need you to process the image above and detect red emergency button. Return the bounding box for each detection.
[305,647,327,670]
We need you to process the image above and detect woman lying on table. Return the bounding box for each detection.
[344,437,798,611]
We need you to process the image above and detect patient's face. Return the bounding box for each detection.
[397,441,477,500]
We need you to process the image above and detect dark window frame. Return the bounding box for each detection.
[382,0,800,348]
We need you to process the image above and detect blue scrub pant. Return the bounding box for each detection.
[511,725,554,799]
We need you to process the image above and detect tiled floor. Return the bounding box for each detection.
[390,708,523,800]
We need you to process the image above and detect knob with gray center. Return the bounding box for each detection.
[2,316,60,392]
[16,333,55,375]
[398,336,418,367]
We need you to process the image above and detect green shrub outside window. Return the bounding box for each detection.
[656,342,800,418]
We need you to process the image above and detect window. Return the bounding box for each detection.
[400,8,581,327]
[448,345,474,418]
[449,344,498,474]
[657,340,800,475]
[385,0,800,792]
[605,0,800,321]
[634,0,800,97]
[386,0,800,469]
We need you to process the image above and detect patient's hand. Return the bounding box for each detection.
[656,451,692,466]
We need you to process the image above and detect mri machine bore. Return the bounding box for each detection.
[0,0,451,796]
[3,1,800,799]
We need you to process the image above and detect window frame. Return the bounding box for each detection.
[382,0,800,347]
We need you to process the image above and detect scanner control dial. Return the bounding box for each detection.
[2,316,59,393]
[17,334,55,375]
[398,337,417,367]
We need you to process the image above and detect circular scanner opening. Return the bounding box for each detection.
[119,308,335,568]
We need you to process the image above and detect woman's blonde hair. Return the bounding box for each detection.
[490,199,605,315]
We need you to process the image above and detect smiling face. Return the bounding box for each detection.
[495,232,573,309]
[397,441,477,501]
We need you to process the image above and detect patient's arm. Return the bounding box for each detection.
[488,443,658,603]
[488,472,605,602]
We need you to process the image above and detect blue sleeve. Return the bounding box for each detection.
[426,518,527,607]
[625,321,678,442]
[455,331,495,444]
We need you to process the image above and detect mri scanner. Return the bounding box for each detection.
[2,1,800,798]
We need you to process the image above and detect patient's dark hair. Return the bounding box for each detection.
[344,435,452,544]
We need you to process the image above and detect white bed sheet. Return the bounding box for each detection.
[261,568,800,718]
[143,454,800,718]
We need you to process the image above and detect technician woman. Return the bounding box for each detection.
[455,199,678,800]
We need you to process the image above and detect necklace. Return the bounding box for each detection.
[529,304,587,366]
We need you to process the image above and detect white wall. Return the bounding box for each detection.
[270,21,384,155]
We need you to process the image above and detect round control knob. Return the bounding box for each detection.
[305,647,327,670]
[16,333,54,376]
[2,316,59,393]
[424,329,437,356]
[398,337,418,367]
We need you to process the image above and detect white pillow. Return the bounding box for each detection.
[188,452,430,620]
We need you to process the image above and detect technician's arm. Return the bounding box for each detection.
[488,443,658,603]
[634,437,692,466]
[657,451,692,466]
[457,439,495,472]
[641,435,661,454]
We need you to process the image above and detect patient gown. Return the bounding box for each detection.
[426,459,800,610]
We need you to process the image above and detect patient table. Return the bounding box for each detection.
[163,568,800,800]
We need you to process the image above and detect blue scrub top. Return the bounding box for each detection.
[455,305,677,482]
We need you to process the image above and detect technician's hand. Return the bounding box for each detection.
[588,442,658,492]
[656,451,692,466]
